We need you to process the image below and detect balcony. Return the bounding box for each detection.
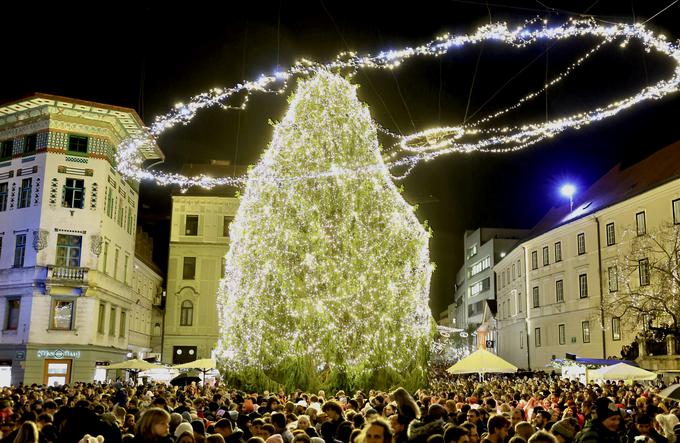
[45,266,89,295]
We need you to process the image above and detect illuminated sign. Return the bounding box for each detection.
[36,349,81,359]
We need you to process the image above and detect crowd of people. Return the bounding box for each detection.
[0,372,678,443]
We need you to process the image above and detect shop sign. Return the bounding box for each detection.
[15,351,25,361]
[36,349,81,359]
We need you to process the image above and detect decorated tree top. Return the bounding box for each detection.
[216,71,434,390]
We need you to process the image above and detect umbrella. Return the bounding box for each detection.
[446,349,518,375]
[590,363,657,381]
[107,359,163,370]
[172,358,217,386]
[657,384,680,401]
[170,371,201,387]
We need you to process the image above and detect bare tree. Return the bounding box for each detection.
[605,222,680,332]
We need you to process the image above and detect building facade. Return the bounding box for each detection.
[0,94,163,385]
[494,245,528,368]
[164,194,238,364]
[496,141,680,369]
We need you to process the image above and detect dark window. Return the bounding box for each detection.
[13,234,26,268]
[535,328,541,347]
[223,216,232,237]
[639,258,650,286]
[180,301,193,326]
[577,233,586,255]
[531,251,538,270]
[63,178,85,209]
[674,199,680,225]
[0,140,13,159]
[24,134,37,153]
[56,235,82,268]
[636,212,646,236]
[556,280,564,303]
[119,310,126,337]
[0,183,7,212]
[109,307,116,336]
[68,135,88,153]
[608,266,618,292]
[183,257,196,280]
[606,223,616,246]
[582,321,591,343]
[185,215,198,236]
[532,286,540,308]
[579,274,588,298]
[18,178,32,209]
[98,304,105,334]
[6,299,20,330]
[542,246,549,266]
[554,242,562,262]
[559,324,566,345]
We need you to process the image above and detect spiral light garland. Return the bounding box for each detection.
[115,18,680,189]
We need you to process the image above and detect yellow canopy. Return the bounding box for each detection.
[590,362,657,381]
[172,358,216,370]
[446,349,518,374]
[106,358,164,370]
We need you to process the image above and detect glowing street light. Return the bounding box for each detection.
[561,184,576,212]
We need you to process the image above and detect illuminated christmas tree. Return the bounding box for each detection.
[216,71,434,391]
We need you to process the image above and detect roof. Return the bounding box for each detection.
[553,357,639,367]
[527,140,680,240]
[0,93,163,162]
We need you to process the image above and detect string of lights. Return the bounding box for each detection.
[115,18,680,189]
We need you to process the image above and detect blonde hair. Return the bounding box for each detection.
[14,421,39,443]
[135,407,171,441]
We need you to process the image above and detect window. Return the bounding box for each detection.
[221,257,226,279]
[470,256,490,277]
[512,263,516,279]
[535,328,541,347]
[606,223,616,246]
[123,254,129,284]
[582,321,591,343]
[531,251,538,270]
[56,235,82,268]
[559,324,566,345]
[532,286,540,308]
[608,266,618,292]
[517,291,522,313]
[469,277,491,297]
[579,274,588,298]
[223,216,232,237]
[180,300,193,326]
[119,311,126,337]
[68,135,88,153]
[577,233,585,255]
[183,257,196,280]
[117,197,124,226]
[555,242,562,262]
[113,248,120,280]
[467,244,478,259]
[556,280,564,303]
[185,215,198,236]
[0,183,7,212]
[97,304,105,334]
[62,178,85,209]
[612,317,621,341]
[542,246,549,266]
[639,258,650,286]
[636,211,646,236]
[51,300,74,330]
[520,330,524,349]
[674,198,680,225]
[24,134,37,154]
[106,188,114,218]
[18,178,32,209]
[13,234,26,268]
[109,307,116,336]
[517,260,521,277]
[101,241,109,274]
[6,299,20,331]
[0,140,12,159]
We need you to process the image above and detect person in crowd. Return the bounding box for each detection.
[133,407,173,443]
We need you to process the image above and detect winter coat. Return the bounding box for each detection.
[574,420,620,443]
[407,418,446,443]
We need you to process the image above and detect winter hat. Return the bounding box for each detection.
[551,418,578,440]
[267,434,284,443]
[182,411,193,422]
[191,419,206,436]
[595,398,620,421]
[175,422,194,439]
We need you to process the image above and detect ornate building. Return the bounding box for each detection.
[0,94,163,385]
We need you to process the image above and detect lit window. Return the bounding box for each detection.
[582,321,591,343]
[51,300,74,330]
[606,223,615,246]
[636,212,646,236]
[674,199,680,225]
[612,317,621,341]
[608,266,618,292]
[223,216,232,237]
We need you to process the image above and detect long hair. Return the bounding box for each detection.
[390,388,420,420]
[14,421,39,443]
[135,408,171,441]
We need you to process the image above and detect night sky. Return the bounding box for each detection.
[3,1,679,316]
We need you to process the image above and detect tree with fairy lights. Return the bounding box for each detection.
[216,71,435,391]
[605,222,680,336]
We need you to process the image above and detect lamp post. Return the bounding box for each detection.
[560,184,576,212]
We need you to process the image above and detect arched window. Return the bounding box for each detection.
[180,300,193,326]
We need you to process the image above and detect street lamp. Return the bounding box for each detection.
[560,183,576,212]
